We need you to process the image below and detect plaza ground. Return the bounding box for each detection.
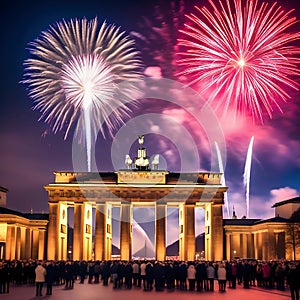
[0,281,291,300]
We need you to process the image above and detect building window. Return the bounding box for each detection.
[205,226,210,234]
[86,224,91,234]
[61,224,67,234]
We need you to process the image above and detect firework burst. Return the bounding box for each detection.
[177,0,300,121]
[22,18,142,138]
[22,17,142,170]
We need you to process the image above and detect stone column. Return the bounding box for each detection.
[25,228,32,259]
[262,232,268,260]
[94,204,112,260]
[6,225,16,260]
[278,232,286,259]
[226,233,231,260]
[73,202,93,261]
[48,202,68,260]
[94,204,105,260]
[38,229,46,260]
[179,204,195,261]
[247,233,255,258]
[155,203,166,261]
[210,204,223,261]
[204,203,211,260]
[73,203,84,261]
[83,203,93,261]
[267,230,276,260]
[254,232,258,259]
[16,227,21,260]
[257,232,263,260]
[120,202,132,260]
[241,234,248,258]
[20,227,26,259]
[47,203,59,260]
[32,230,39,259]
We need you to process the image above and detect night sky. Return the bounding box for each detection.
[1,0,300,248]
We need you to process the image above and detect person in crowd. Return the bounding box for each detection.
[225,261,232,288]
[35,261,47,297]
[117,261,125,288]
[23,261,30,284]
[15,261,23,285]
[0,262,5,294]
[153,261,164,291]
[262,261,271,288]
[45,261,55,295]
[236,261,243,285]
[256,262,263,287]
[58,261,66,285]
[140,260,147,290]
[206,262,215,291]
[230,261,237,289]
[110,261,118,289]
[164,262,175,290]
[187,262,196,291]
[94,261,101,284]
[124,261,133,289]
[73,261,80,281]
[79,260,87,284]
[270,261,277,289]
[275,262,285,291]
[101,261,110,286]
[217,262,227,292]
[286,262,300,300]
[195,261,206,291]
[132,261,140,287]
[249,260,257,287]
[87,261,94,284]
[2,262,12,293]
[64,261,74,289]
[242,260,251,289]
[173,261,180,289]
[179,261,187,290]
[145,261,154,291]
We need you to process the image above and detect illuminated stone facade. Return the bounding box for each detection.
[224,198,300,261]
[0,184,299,261]
[0,206,48,260]
[45,171,227,261]
[1,137,299,262]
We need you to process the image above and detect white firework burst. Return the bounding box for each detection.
[22,17,142,139]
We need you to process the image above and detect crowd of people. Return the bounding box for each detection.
[0,258,299,299]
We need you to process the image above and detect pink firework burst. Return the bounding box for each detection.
[177,0,300,121]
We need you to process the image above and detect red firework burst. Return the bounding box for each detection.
[177,0,300,121]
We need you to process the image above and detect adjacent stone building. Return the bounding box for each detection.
[0,186,48,260]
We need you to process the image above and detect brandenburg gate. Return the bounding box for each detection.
[45,137,227,261]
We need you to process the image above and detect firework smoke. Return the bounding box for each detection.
[131,0,186,78]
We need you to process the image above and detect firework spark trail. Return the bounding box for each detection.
[215,141,229,218]
[243,136,254,218]
[177,0,300,121]
[22,18,142,171]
